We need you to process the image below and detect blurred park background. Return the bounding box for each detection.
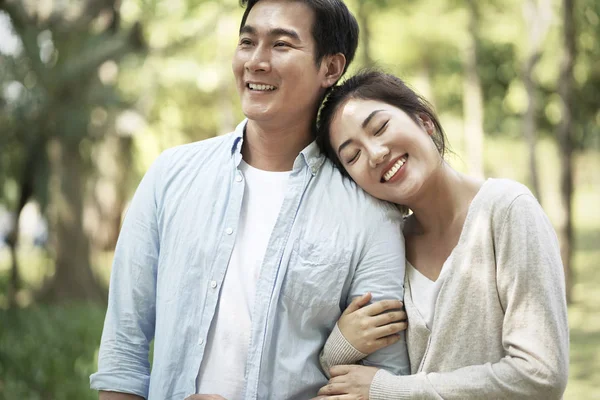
[0,0,598,398]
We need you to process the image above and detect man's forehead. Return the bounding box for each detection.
[241,0,315,37]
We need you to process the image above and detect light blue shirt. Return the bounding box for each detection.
[90,120,409,400]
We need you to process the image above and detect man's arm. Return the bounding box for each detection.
[347,208,408,375]
[99,391,145,400]
[90,154,165,398]
[320,205,408,376]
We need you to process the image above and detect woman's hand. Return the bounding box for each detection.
[315,365,380,399]
[338,293,407,355]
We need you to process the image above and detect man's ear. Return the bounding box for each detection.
[321,53,346,88]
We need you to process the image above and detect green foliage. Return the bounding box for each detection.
[0,304,105,400]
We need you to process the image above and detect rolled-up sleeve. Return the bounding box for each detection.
[90,153,165,397]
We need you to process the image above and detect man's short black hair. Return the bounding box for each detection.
[239,0,359,77]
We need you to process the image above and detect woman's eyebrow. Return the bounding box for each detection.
[362,110,384,129]
[337,139,353,155]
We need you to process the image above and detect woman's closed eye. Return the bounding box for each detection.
[346,150,361,164]
[374,120,389,136]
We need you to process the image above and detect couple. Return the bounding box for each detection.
[90,0,569,399]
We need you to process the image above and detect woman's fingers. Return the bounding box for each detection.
[317,382,347,396]
[342,293,372,316]
[374,321,408,338]
[377,332,402,347]
[330,364,354,377]
[361,299,403,316]
[371,310,407,327]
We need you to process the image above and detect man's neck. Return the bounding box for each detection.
[242,120,314,171]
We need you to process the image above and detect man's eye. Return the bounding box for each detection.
[239,38,252,46]
[274,41,289,47]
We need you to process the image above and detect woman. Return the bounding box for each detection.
[314,71,569,399]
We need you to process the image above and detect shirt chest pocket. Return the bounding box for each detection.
[281,239,351,309]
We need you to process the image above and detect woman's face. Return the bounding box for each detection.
[329,98,441,204]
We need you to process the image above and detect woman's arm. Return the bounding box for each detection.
[319,194,569,400]
[319,293,407,377]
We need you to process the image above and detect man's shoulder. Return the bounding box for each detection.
[161,132,236,161]
[315,160,403,222]
[152,132,237,175]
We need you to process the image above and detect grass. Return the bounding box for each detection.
[0,137,598,398]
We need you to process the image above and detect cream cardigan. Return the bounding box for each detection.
[321,179,569,399]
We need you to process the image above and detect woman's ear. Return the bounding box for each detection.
[417,113,435,136]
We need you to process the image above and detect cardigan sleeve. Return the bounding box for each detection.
[369,194,569,400]
[319,323,367,378]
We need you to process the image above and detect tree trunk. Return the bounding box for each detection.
[416,62,436,109]
[7,235,20,308]
[6,140,41,307]
[522,57,543,202]
[462,0,485,178]
[357,0,373,67]
[88,135,132,251]
[41,139,105,303]
[556,0,576,303]
[521,0,552,203]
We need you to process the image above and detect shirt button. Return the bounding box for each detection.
[210,280,217,289]
[199,338,204,345]
[311,166,318,174]
[225,227,233,235]
[235,174,243,182]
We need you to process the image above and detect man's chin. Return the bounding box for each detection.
[242,107,274,123]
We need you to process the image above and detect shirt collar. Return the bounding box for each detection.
[230,119,325,176]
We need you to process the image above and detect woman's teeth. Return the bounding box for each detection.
[248,83,276,91]
[383,156,407,182]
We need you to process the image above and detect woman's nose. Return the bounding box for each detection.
[368,145,390,168]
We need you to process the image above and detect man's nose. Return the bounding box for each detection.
[245,46,271,73]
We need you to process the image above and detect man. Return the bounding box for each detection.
[90,0,409,399]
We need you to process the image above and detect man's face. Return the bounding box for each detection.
[232,0,330,128]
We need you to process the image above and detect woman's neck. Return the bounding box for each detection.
[406,163,483,237]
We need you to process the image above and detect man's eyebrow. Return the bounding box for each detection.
[337,139,353,155]
[240,25,256,35]
[268,27,300,40]
[239,25,300,41]
[362,110,384,129]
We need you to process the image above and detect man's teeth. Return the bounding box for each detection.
[248,83,276,91]
[383,157,407,182]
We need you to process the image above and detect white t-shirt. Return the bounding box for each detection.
[406,261,446,330]
[196,161,289,398]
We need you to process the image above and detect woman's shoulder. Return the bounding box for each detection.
[466,178,542,230]
[476,178,551,235]
[476,178,538,211]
